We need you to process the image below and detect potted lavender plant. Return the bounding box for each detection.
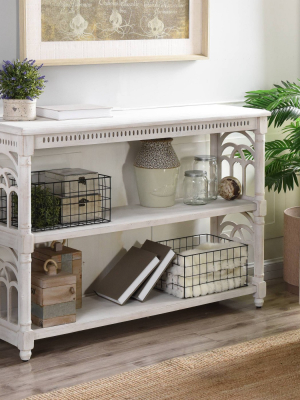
[0,59,47,121]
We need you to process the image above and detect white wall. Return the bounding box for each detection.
[0,0,268,108]
[0,0,299,290]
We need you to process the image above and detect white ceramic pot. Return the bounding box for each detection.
[134,138,180,208]
[135,166,180,208]
[3,99,37,121]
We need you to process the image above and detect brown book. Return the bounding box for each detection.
[95,246,159,305]
[132,240,175,302]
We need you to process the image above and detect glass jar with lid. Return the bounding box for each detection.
[183,170,208,206]
[193,155,218,200]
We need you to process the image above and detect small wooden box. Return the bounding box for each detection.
[31,270,76,328]
[32,245,83,309]
[60,193,102,224]
[44,168,99,196]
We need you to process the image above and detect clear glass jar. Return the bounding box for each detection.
[183,170,208,205]
[193,155,218,200]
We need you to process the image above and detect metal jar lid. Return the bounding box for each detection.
[194,155,217,161]
[184,170,207,178]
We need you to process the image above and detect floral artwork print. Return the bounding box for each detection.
[41,0,189,42]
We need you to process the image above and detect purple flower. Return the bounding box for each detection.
[11,77,16,81]
[23,71,27,75]
[26,96,33,101]
[22,58,28,64]
[3,60,13,66]
[36,86,43,90]
[17,85,22,89]
[30,60,36,65]
[38,75,45,80]
[37,64,44,70]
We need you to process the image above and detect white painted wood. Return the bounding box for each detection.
[17,138,35,361]
[0,227,18,249]
[0,105,270,137]
[0,324,18,346]
[252,118,267,308]
[34,199,257,244]
[33,285,257,340]
[0,105,269,360]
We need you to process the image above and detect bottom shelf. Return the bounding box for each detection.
[33,284,257,340]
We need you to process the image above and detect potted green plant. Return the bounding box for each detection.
[0,59,47,121]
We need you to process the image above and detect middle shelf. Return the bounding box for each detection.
[33,198,257,243]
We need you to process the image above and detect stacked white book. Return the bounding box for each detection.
[36,104,113,120]
[156,241,248,299]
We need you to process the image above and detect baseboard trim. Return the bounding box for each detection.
[248,258,283,281]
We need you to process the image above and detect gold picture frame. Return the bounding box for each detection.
[19,0,209,66]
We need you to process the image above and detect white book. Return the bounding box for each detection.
[36,104,113,120]
[132,240,175,302]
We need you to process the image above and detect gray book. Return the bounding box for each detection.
[95,246,159,305]
[132,240,175,302]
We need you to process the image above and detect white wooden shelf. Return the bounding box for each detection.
[0,104,269,360]
[33,198,257,243]
[33,285,257,340]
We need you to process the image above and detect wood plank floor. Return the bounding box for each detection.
[1,278,299,400]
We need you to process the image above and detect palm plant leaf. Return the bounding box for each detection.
[264,139,293,160]
[283,121,300,152]
[235,139,291,161]
[245,80,300,127]
[265,153,300,192]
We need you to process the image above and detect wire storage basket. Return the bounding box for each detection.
[156,234,248,299]
[0,171,111,232]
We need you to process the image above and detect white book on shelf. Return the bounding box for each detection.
[36,104,113,120]
[132,240,175,302]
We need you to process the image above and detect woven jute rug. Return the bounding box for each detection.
[25,329,300,400]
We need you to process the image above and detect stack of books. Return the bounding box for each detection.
[95,240,175,305]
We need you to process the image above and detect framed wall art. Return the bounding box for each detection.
[19,0,209,66]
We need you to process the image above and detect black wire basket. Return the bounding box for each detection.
[156,234,248,299]
[0,171,111,232]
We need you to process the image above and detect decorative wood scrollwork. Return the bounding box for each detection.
[0,246,18,326]
[218,212,254,246]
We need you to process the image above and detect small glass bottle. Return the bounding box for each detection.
[193,155,218,200]
[183,170,208,205]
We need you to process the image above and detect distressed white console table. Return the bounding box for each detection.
[0,105,270,361]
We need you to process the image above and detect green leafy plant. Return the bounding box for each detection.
[13,185,60,230]
[244,81,300,193]
[0,59,47,100]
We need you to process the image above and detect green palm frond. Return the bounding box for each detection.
[265,153,300,192]
[245,80,300,127]
[265,169,299,193]
[265,139,293,160]
[283,121,300,152]
[235,139,291,161]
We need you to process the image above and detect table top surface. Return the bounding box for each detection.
[0,104,271,136]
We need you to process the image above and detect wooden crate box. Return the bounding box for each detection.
[60,193,102,224]
[32,242,82,309]
[44,168,99,196]
[31,260,76,328]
